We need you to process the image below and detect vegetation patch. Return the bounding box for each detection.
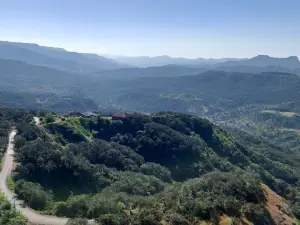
[1,108,299,224]
[7,176,15,190]
[0,192,28,224]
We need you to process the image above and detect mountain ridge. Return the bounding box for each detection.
[1,40,299,70]
[219,55,300,69]
[0,41,128,72]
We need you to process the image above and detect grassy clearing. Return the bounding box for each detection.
[262,110,297,117]
[262,110,277,114]
[101,116,112,120]
[280,128,300,134]
[279,111,296,117]
[63,117,93,142]
[219,217,233,225]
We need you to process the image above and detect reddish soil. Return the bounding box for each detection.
[262,184,295,225]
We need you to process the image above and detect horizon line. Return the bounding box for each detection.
[1,39,299,60]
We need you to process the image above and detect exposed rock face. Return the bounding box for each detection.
[262,184,296,225]
[213,185,297,225]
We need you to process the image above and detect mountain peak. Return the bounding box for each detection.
[255,55,271,59]
[247,55,300,68]
[287,56,300,62]
[253,55,299,61]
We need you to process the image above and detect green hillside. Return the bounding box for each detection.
[3,110,297,224]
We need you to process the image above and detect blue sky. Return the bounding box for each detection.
[0,0,299,58]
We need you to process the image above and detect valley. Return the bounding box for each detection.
[0,41,300,225]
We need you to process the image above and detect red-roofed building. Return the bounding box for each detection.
[112,113,132,120]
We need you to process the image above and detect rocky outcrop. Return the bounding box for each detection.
[262,184,296,225]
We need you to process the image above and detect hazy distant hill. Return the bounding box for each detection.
[0,58,79,90]
[94,64,207,79]
[1,59,300,115]
[106,71,300,114]
[0,90,98,112]
[108,55,241,67]
[213,65,300,75]
[0,59,101,112]
[218,55,300,69]
[108,54,300,73]
[0,41,128,72]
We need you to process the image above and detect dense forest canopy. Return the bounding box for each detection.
[0,108,297,224]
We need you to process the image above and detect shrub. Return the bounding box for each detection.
[66,218,89,225]
[44,114,55,123]
[65,195,90,218]
[15,180,50,210]
[140,163,172,183]
[108,172,166,196]
[100,214,129,225]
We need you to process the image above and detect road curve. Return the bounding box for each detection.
[0,130,69,225]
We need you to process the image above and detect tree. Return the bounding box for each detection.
[44,114,55,123]
[140,163,172,182]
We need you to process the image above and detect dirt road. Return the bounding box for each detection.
[0,130,69,225]
[33,116,40,126]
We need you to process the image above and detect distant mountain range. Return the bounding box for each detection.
[0,40,299,74]
[218,55,300,69]
[104,54,300,70]
[107,71,300,115]
[1,56,300,116]
[0,41,129,73]
[105,55,242,67]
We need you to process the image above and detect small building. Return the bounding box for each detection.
[112,113,132,120]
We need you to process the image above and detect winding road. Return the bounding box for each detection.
[0,130,69,225]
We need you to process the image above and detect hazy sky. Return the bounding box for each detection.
[0,0,299,58]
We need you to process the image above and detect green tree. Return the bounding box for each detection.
[44,113,55,123]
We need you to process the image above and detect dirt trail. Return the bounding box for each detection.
[33,116,40,125]
[0,130,69,225]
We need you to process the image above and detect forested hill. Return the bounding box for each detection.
[3,109,298,224]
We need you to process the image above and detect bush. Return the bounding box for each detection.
[100,214,129,225]
[44,114,55,123]
[66,218,89,225]
[14,136,26,149]
[65,195,90,218]
[15,180,50,210]
[53,201,68,216]
[140,163,172,183]
[108,172,166,196]
[0,193,28,225]
[165,213,190,225]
